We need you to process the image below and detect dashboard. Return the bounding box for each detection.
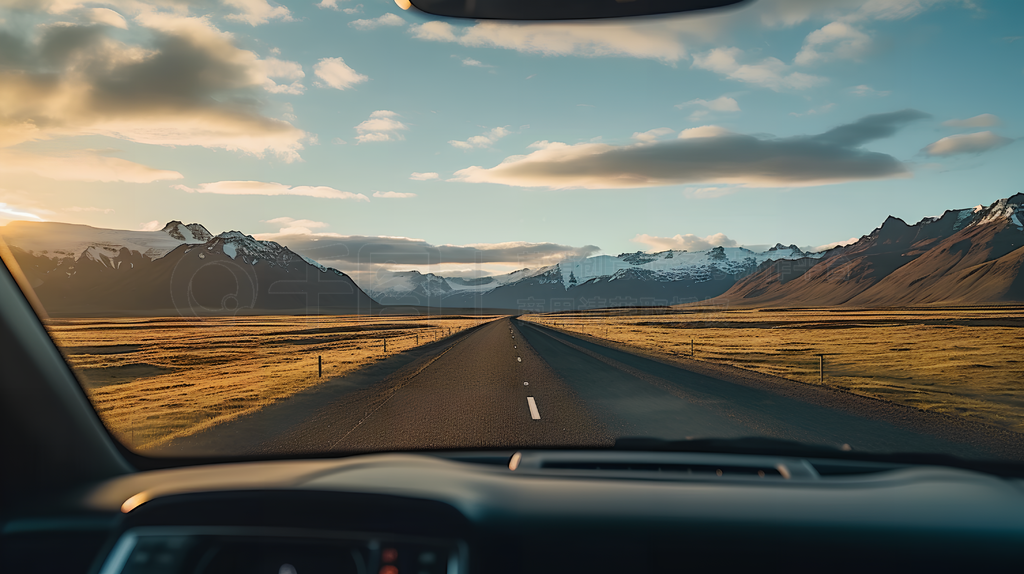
[5,450,1024,573]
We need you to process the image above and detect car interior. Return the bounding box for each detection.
[2,0,1023,572]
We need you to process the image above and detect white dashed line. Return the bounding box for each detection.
[527,396,541,420]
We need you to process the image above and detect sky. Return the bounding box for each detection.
[0,0,1021,278]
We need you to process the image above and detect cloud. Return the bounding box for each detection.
[814,237,858,252]
[633,233,738,252]
[174,181,370,200]
[0,16,308,160]
[409,19,690,63]
[0,203,44,222]
[314,57,368,90]
[261,57,305,94]
[409,172,439,180]
[449,126,510,149]
[675,95,740,112]
[922,131,1014,156]
[349,13,404,30]
[373,191,416,198]
[355,110,408,143]
[0,150,183,182]
[87,8,127,29]
[692,47,826,91]
[681,186,739,198]
[849,84,890,96]
[756,0,965,28]
[462,58,493,68]
[250,233,601,271]
[452,110,929,190]
[631,127,676,143]
[794,21,870,65]
[139,220,162,231]
[223,0,293,26]
[264,217,328,228]
[263,216,328,235]
[942,114,1001,128]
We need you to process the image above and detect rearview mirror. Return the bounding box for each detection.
[396,0,752,21]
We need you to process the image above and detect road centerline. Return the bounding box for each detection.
[527,396,541,420]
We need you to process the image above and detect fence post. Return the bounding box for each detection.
[819,354,824,383]
[318,355,322,378]
[691,339,694,356]
[383,337,387,354]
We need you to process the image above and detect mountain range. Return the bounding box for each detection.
[710,193,1024,308]
[2,193,1023,316]
[0,221,376,315]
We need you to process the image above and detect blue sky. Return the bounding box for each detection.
[0,0,1021,277]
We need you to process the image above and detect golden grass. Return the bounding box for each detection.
[522,307,1024,433]
[47,314,500,450]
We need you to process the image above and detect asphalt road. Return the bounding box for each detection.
[168,317,1015,459]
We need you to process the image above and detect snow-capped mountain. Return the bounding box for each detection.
[715,193,1024,308]
[363,244,822,311]
[1,221,376,315]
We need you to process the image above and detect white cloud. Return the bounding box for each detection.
[317,0,363,11]
[449,126,510,149]
[332,138,347,145]
[462,58,493,68]
[139,220,161,231]
[756,0,963,28]
[452,110,928,190]
[850,84,890,96]
[815,237,858,252]
[0,11,309,161]
[410,172,439,180]
[681,186,739,199]
[314,57,368,90]
[942,114,1001,128]
[409,19,690,63]
[633,233,738,252]
[87,8,127,29]
[355,110,408,143]
[261,57,305,94]
[923,131,1014,156]
[0,150,183,183]
[0,203,44,222]
[692,47,826,91]
[373,191,417,198]
[349,13,404,30]
[795,21,871,66]
[675,96,740,121]
[677,125,733,139]
[263,217,328,235]
[631,128,676,143]
[223,0,293,26]
[174,181,370,200]
[675,95,740,112]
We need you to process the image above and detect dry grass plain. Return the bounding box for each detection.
[522,307,1024,434]
[47,314,499,450]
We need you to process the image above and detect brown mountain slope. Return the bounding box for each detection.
[849,220,1024,306]
[708,194,1024,308]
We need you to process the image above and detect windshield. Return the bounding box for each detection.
[1,0,1022,462]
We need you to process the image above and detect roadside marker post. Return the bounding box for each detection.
[318,355,322,378]
[819,354,824,383]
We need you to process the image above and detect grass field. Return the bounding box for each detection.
[522,307,1024,433]
[47,314,499,450]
